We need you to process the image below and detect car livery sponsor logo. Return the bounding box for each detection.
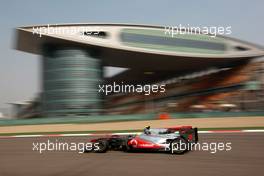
[130,139,138,146]
[138,143,154,147]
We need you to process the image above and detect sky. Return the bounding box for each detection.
[0,0,263,114]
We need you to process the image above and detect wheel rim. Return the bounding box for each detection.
[171,138,187,154]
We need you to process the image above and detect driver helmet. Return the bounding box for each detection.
[145,125,150,129]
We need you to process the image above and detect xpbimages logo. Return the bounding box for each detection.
[32,139,99,153]
[98,82,166,95]
[164,24,232,38]
[32,24,104,38]
[168,141,232,154]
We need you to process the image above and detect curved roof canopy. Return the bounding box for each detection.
[16,23,264,75]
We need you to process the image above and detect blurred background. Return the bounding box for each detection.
[0,0,263,120]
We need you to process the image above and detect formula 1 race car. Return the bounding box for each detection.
[88,126,198,154]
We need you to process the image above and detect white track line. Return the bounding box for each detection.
[198,131,213,134]
[61,134,93,137]
[242,129,264,132]
[0,129,264,138]
[12,135,44,138]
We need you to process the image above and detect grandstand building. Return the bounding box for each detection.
[15,24,264,118]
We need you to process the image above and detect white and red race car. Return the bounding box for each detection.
[88,126,198,154]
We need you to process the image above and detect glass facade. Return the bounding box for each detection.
[42,46,102,117]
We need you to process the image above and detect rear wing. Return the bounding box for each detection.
[179,127,198,143]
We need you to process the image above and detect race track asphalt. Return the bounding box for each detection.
[0,133,263,176]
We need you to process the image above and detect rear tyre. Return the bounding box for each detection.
[170,137,188,155]
[94,140,109,153]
